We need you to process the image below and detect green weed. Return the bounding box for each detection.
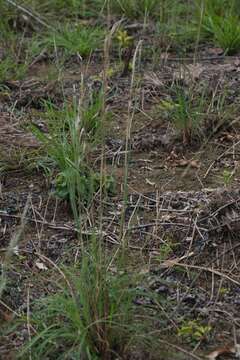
[221,169,234,187]
[178,320,211,344]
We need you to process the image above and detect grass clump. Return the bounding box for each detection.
[202,14,240,54]
[31,99,114,216]
[42,25,105,58]
[28,0,103,19]
[111,0,159,19]
[0,56,27,83]
[153,1,197,52]
[178,319,212,345]
[197,0,240,54]
[159,85,206,145]
[0,25,28,83]
[20,241,139,359]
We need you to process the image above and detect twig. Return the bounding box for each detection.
[0,195,30,298]
[168,262,240,287]
[204,139,240,178]
[5,0,53,29]
[0,211,105,236]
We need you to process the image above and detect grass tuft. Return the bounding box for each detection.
[20,240,139,360]
[42,25,105,58]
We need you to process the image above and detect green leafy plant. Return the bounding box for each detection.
[157,242,173,263]
[178,320,212,344]
[116,29,133,49]
[222,169,234,187]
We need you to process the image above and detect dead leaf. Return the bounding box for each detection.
[146,178,155,186]
[177,159,200,168]
[177,159,189,167]
[206,344,240,359]
[234,58,240,67]
[0,309,13,322]
[160,251,194,268]
[173,63,204,84]
[35,261,48,271]
[208,47,224,56]
[190,160,200,168]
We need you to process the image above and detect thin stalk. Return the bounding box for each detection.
[119,40,143,257]
[98,19,122,264]
[194,0,204,64]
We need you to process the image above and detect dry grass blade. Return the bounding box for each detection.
[0,194,30,298]
[4,0,53,29]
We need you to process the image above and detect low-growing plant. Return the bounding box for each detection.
[19,240,140,359]
[31,100,114,218]
[178,319,212,344]
[200,0,237,18]
[0,27,29,83]
[221,169,234,187]
[0,0,18,33]
[196,0,240,54]
[159,85,206,145]
[202,14,240,54]
[42,25,105,58]
[154,1,197,51]
[111,0,159,19]
[0,55,27,83]
[115,29,134,74]
[28,0,103,18]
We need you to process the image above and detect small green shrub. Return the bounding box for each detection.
[221,169,234,187]
[178,320,211,344]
